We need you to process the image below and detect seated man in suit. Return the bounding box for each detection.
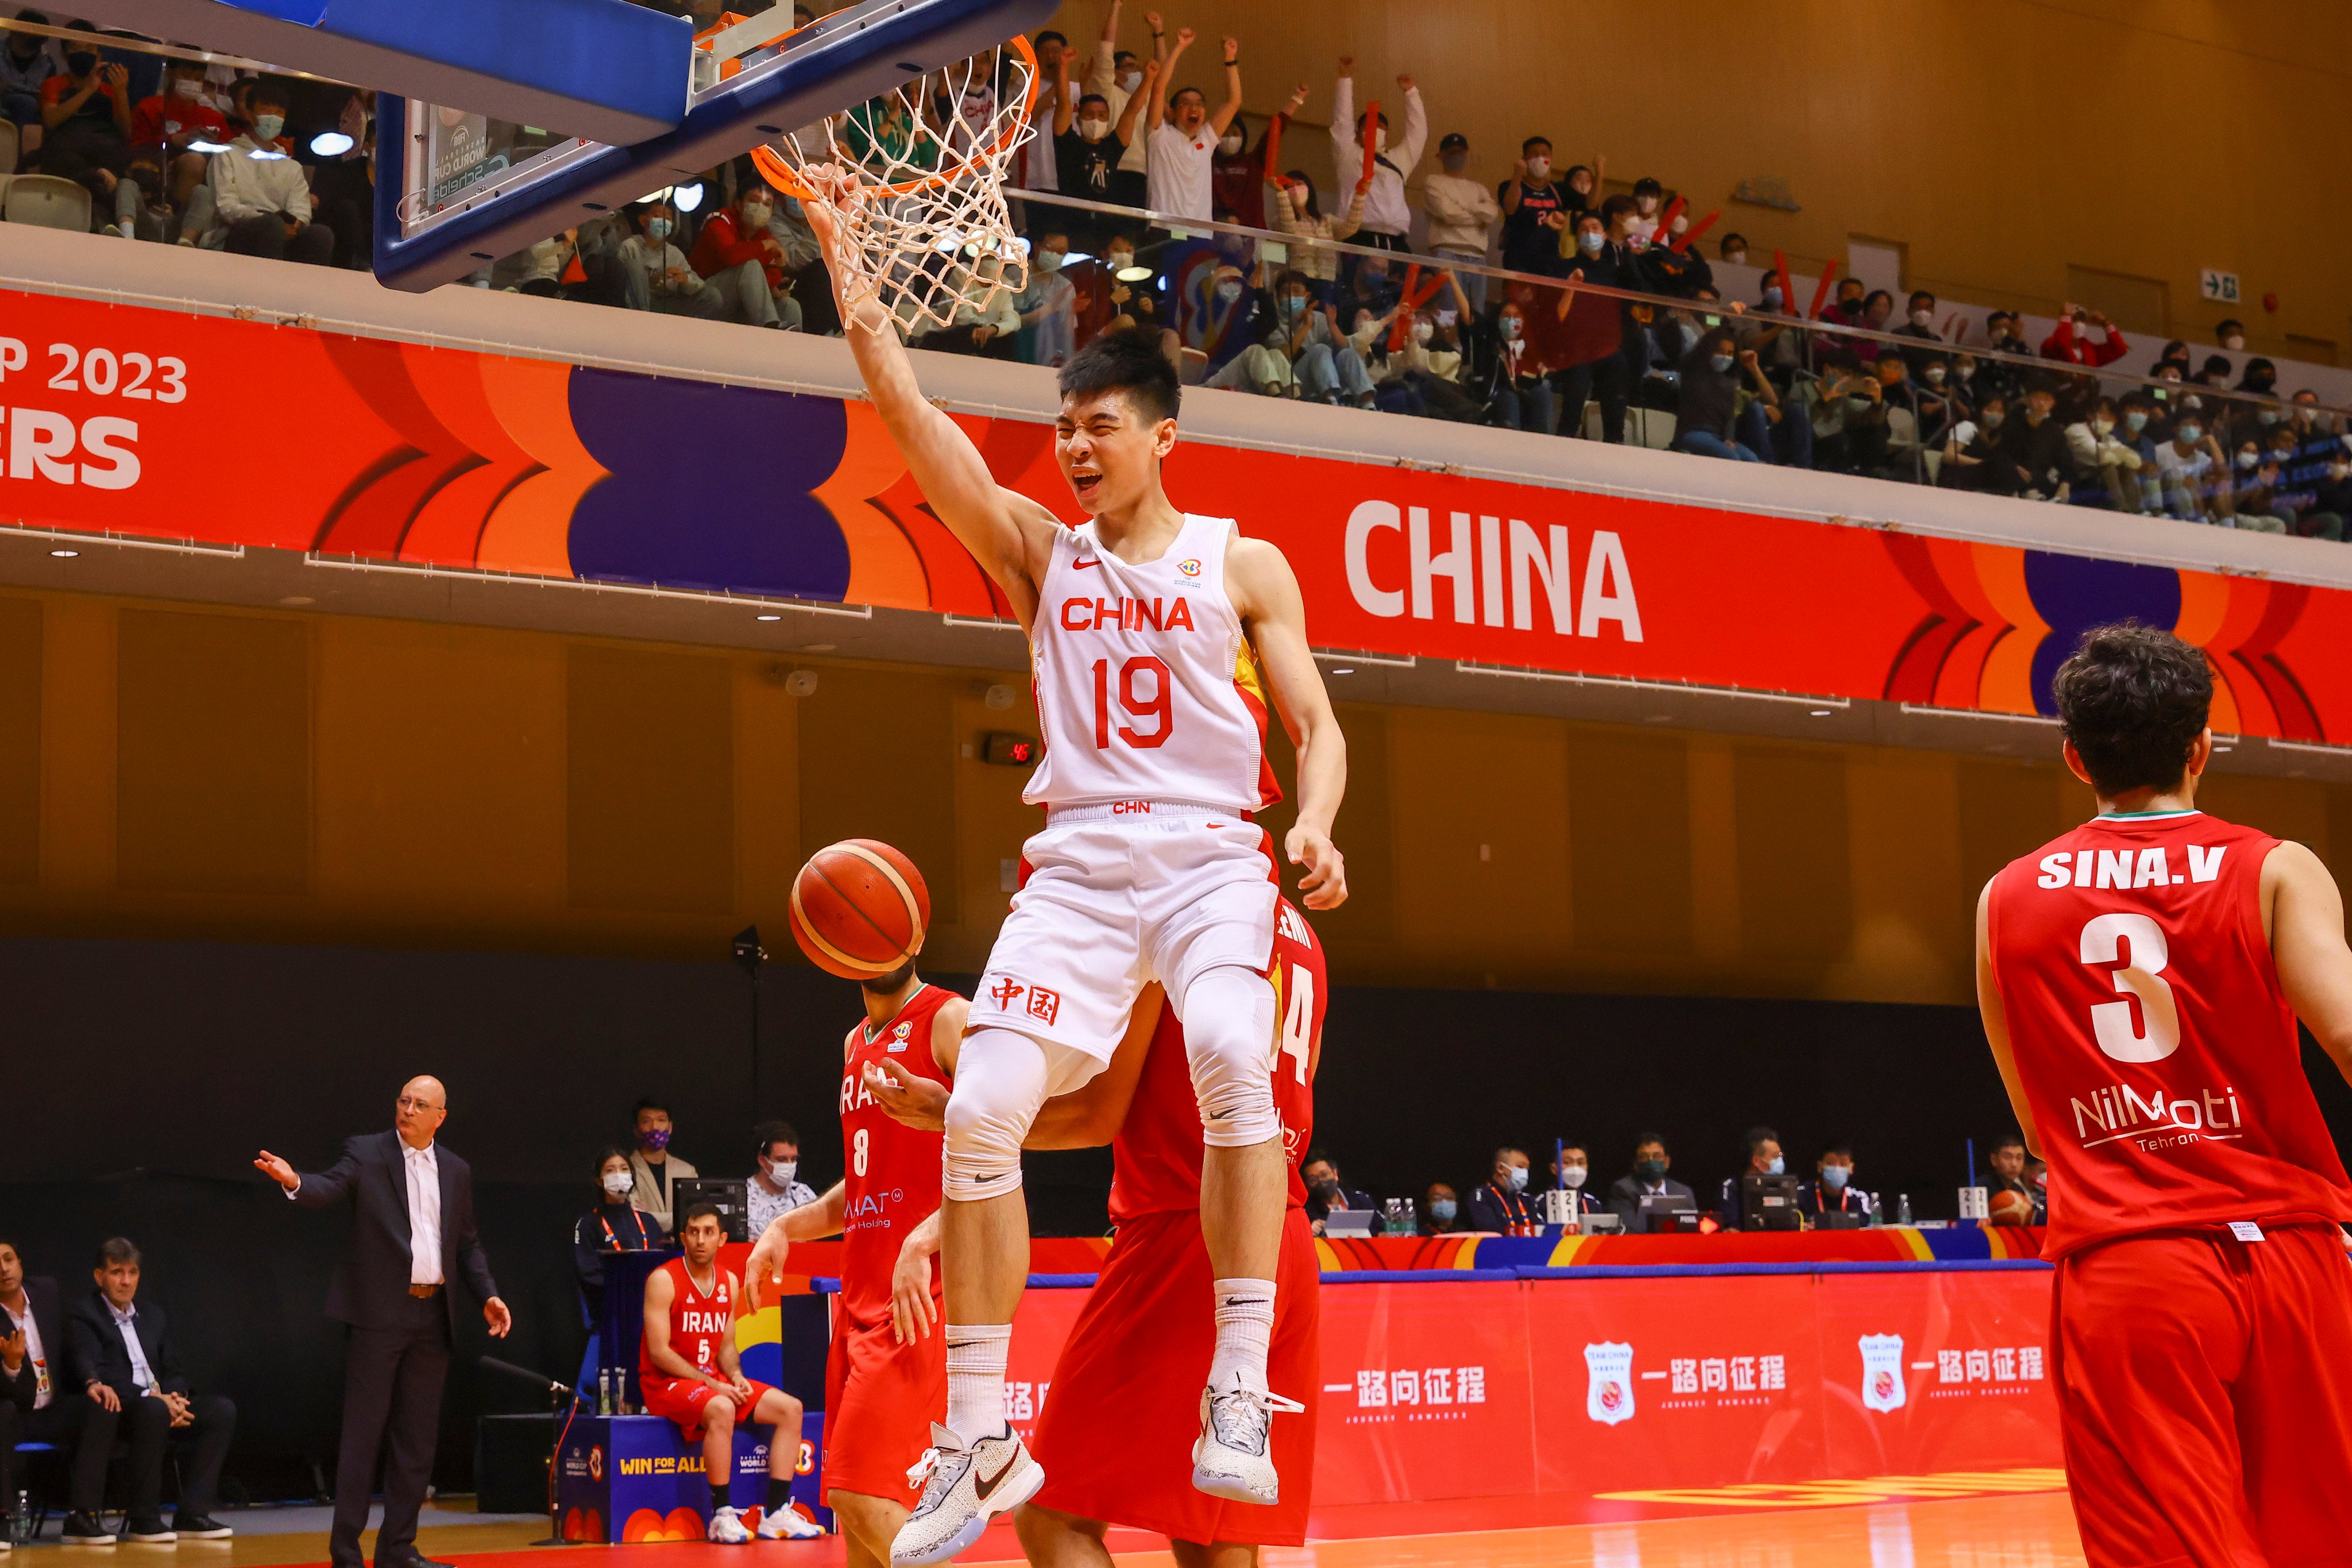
[1712,1126,1786,1230]
[0,1237,82,1546]
[1300,1152,1381,1236]
[64,1239,237,1544]
[1798,1143,1875,1224]
[1606,1134,1698,1233]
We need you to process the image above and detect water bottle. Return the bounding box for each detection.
[1895,1192,1914,1226]
[14,1490,30,1546]
[598,1367,613,1417]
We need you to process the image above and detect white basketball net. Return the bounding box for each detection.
[757,38,1037,336]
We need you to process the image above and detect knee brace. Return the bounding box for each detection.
[941,1028,1051,1202]
[1179,965,1281,1149]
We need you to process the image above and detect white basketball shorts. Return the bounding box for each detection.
[968,801,1280,1061]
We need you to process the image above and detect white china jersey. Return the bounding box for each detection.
[1024,514,1281,813]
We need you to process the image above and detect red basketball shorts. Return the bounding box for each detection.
[1030,1204,1319,1547]
[2052,1221,2352,1567]
[820,1301,948,1507]
[638,1374,779,1442]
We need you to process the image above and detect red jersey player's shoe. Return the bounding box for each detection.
[705,1505,752,1545]
[1191,1377,1305,1505]
[890,1423,1042,1566]
[755,1506,824,1542]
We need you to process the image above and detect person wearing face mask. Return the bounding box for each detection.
[125,59,225,225]
[1890,288,1944,373]
[1806,352,1891,478]
[1421,131,1499,314]
[2213,318,2247,356]
[1052,43,1155,257]
[1420,1183,1466,1236]
[1496,135,1567,276]
[1468,1148,1538,1234]
[1547,1146,1604,1218]
[2257,419,2344,539]
[746,1121,818,1238]
[1266,166,1370,292]
[689,182,806,330]
[1142,29,1241,228]
[36,24,128,167]
[627,1097,701,1233]
[1714,1127,1789,1230]
[1670,329,1766,462]
[1717,232,1748,269]
[1299,1153,1379,1237]
[2041,302,2127,368]
[2114,395,2167,513]
[198,86,336,264]
[2224,432,2295,535]
[1384,286,1482,423]
[615,200,721,316]
[1937,395,2023,496]
[1606,1136,1696,1234]
[2063,396,2144,512]
[1550,200,1644,444]
[576,1145,665,1330]
[915,249,1024,357]
[1328,57,1426,252]
[1799,1146,1874,1225]
[1235,268,1372,405]
[1475,296,1555,432]
[1207,90,1289,230]
[1079,2,1150,210]
[1011,230,1081,367]
[2152,410,2230,523]
[0,12,61,149]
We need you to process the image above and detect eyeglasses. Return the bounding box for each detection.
[396,1096,443,1113]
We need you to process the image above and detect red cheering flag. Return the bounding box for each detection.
[1670,210,1718,253]
[1771,248,1794,314]
[1652,194,1686,245]
[1261,111,1284,185]
[1808,257,1840,320]
[1385,262,1448,352]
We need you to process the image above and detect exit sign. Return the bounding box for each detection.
[2199,269,2240,304]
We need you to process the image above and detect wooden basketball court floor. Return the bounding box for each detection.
[89,1472,2085,1568]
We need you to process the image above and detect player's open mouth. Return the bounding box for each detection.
[1071,472,1103,501]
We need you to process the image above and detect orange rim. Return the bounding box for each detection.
[752,32,1037,204]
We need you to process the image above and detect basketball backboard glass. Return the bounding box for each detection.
[374,0,1056,292]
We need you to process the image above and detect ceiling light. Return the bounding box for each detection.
[48,548,78,558]
[1330,667,1354,675]
[1809,708,1833,717]
[309,130,354,157]
[671,180,705,213]
[755,613,782,621]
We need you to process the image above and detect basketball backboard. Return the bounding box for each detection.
[372,0,1057,292]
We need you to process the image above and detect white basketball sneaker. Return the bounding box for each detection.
[890,1423,1042,1566]
[756,1504,825,1541]
[706,1505,752,1544]
[1191,1376,1306,1504]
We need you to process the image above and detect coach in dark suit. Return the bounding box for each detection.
[67,1237,238,1542]
[256,1076,510,1568]
[0,1239,85,1542]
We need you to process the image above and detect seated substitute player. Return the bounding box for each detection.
[799,177,1348,1565]
[1977,621,2352,1566]
[639,1204,824,1544]
[866,895,1328,1568]
[741,956,966,1568]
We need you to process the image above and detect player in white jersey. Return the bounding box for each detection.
[799,183,1349,1566]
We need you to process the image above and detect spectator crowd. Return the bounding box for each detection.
[7,2,2345,538]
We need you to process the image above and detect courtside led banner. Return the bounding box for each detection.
[6,287,2345,736]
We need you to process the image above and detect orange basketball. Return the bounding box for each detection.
[789,839,930,979]
[1987,1187,2036,1227]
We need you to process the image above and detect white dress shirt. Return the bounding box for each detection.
[404,1141,445,1286]
[105,1297,156,1394]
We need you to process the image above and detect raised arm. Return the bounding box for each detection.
[800,179,1059,627]
[1974,879,2044,1157]
[257,1140,357,1207]
[1084,0,1118,94]
[1149,26,1189,129]
[1206,36,1242,139]
[2265,840,2352,1090]
[1053,48,1077,136]
[1393,75,1427,172]
[1114,57,1158,145]
[1227,537,1347,909]
[1328,61,1354,164]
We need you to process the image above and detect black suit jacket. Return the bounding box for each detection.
[67,1288,190,1403]
[291,1130,500,1332]
[0,1276,65,1413]
[1605,1173,1700,1233]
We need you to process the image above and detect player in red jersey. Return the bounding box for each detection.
[1976,622,2352,1566]
[638,1204,823,1544]
[744,960,966,1568]
[868,898,1328,1566]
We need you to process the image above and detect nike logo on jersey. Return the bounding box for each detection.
[1073,557,1101,570]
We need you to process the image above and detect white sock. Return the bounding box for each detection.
[1210,1277,1277,1392]
[943,1323,1013,1445]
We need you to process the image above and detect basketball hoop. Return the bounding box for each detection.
[753,35,1038,335]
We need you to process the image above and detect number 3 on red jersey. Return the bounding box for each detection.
[2077,912,2180,1063]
